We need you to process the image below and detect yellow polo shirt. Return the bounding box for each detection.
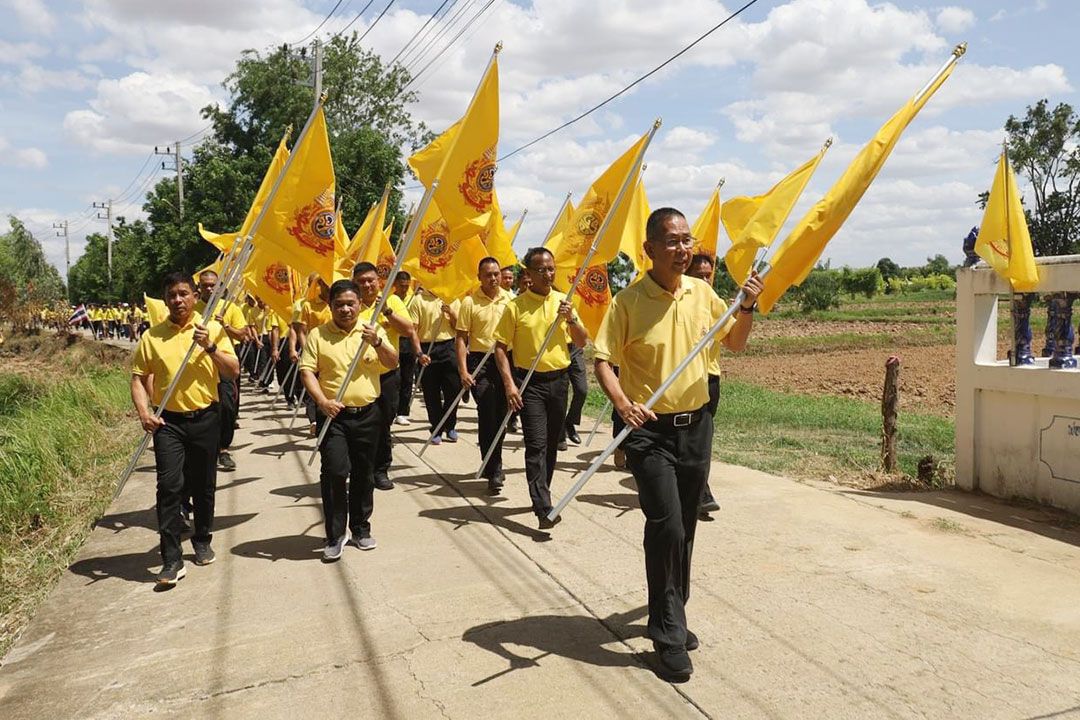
[195,300,247,333]
[289,299,303,326]
[299,314,389,407]
[594,273,734,414]
[300,297,331,330]
[266,310,289,336]
[409,291,457,343]
[457,286,512,352]
[365,293,409,356]
[131,312,236,412]
[494,289,578,373]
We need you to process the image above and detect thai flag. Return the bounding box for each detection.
[68,304,89,326]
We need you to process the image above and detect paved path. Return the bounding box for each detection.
[2,368,1080,718]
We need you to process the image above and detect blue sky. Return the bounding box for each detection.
[1,0,1076,278]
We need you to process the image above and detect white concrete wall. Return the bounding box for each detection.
[956,256,1080,513]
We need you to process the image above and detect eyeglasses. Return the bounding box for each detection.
[528,267,557,275]
[652,235,697,250]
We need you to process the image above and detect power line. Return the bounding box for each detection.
[356,0,397,44]
[403,0,478,75]
[407,0,500,93]
[290,0,348,46]
[387,0,453,67]
[498,0,763,161]
[398,0,462,68]
[331,0,375,40]
[178,123,214,144]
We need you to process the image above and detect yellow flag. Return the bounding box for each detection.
[549,130,652,293]
[402,200,488,301]
[243,245,296,323]
[480,196,519,268]
[974,151,1039,291]
[198,224,234,254]
[723,145,828,285]
[757,56,958,313]
[359,219,398,284]
[572,264,612,338]
[242,134,291,236]
[691,186,722,260]
[620,178,651,275]
[144,294,168,326]
[543,198,575,249]
[258,107,342,284]
[407,52,498,240]
[345,186,391,261]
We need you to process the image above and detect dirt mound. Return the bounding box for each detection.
[0,330,130,376]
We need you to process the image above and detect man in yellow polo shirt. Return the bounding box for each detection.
[131,271,239,586]
[300,279,398,560]
[409,287,459,444]
[391,271,418,425]
[297,277,332,434]
[197,270,249,473]
[457,256,513,494]
[353,261,417,491]
[593,207,761,679]
[494,247,589,529]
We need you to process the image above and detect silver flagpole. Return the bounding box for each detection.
[915,43,966,103]
[412,314,444,388]
[272,358,298,407]
[585,399,610,446]
[544,192,572,243]
[306,181,439,465]
[113,95,328,499]
[418,347,493,457]
[474,119,662,480]
[259,337,287,386]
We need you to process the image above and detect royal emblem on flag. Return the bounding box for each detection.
[575,266,609,307]
[288,188,337,256]
[458,145,497,213]
[562,196,611,259]
[419,219,460,273]
[376,252,396,280]
[263,262,292,295]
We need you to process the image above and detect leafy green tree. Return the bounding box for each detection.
[0,217,66,321]
[876,257,901,287]
[921,254,953,277]
[1004,99,1080,256]
[607,253,635,294]
[792,269,842,312]
[840,266,884,298]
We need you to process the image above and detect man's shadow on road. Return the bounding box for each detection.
[231,524,324,562]
[95,509,259,535]
[462,605,652,685]
[68,546,161,586]
[419,501,551,543]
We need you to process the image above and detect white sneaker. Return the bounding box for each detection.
[394,416,412,426]
[322,535,347,561]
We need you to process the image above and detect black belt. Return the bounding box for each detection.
[645,406,705,429]
[339,405,375,415]
[161,402,219,420]
[521,367,567,381]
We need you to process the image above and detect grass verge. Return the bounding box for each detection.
[0,335,138,658]
[584,379,954,483]
[744,328,954,357]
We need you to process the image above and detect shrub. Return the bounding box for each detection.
[841,267,884,298]
[793,270,842,312]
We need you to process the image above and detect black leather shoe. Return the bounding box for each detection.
[685,630,699,651]
[654,643,693,679]
[538,514,562,530]
[374,473,394,491]
[566,427,582,445]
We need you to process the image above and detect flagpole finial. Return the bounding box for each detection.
[653,117,663,129]
[494,41,503,54]
[318,92,328,105]
[953,42,967,58]
[717,177,726,190]
[823,136,834,150]
[284,124,294,141]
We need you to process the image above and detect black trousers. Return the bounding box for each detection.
[469,351,506,479]
[256,334,274,387]
[375,370,400,476]
[420,339,459,434]
[316,404,381,542]
[397,338,416,417]
[623,407,713,648]
[701,374,721,505]
[275,355,300,403]
[563,345,588,433]
[218,379,238,450]
[153,405,220,565]
[518,367,568,517]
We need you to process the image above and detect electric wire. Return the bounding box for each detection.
[290,0,347,46]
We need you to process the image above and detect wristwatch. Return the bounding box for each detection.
[205,343,218,354]
[738,302,756,314]
[382,306,393,317]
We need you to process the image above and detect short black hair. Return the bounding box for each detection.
[478,256,500,272]
[198,269,219,281]
[645,207,686,244]
[522,247,553,269]
[394,270,411,282]
[688,254,714,270]
[352,261,377,277]
[162,271,196,294]
[329,279,360,303]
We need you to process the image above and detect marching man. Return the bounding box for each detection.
[130,271,239,587]
[592,208,762,680]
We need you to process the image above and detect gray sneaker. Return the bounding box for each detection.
[353,536,377,551]
[192,541,216,566]
[157,560,186,586]
[322,535,346,561]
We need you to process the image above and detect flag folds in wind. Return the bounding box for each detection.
[402,200,487,301]
[974,151,1039,291]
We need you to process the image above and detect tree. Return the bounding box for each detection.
[0,216,66,322]
[876,257,901,285]
[607,253,634,294]
[1004,99,1080,256]
[921,254,952,277]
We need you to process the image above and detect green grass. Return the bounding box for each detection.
[745,328,954,357]
[769,304,954,324]
[584,380,954,482]
[0,363,137,657]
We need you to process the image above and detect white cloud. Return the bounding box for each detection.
[935,6,975,33]
[15,64,95,94]
[4,0,55,34]
[0,40,48,63]
[63,72,220,155]
[0,136,48,169]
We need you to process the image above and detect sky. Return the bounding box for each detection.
[0,0,1076,280]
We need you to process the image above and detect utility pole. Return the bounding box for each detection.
[313,38,323,101]
[155,142,183,218]
[53,220,69,287]
[93,200,113,285]
[292,38,324,108]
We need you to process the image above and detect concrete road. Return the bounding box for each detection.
[2,377,1080,719]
